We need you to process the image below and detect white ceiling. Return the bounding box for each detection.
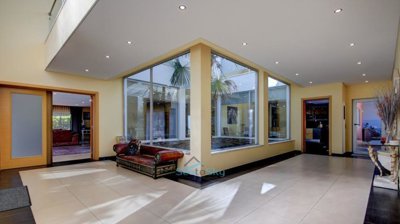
[46,0,400,86]
[53,92,91,107]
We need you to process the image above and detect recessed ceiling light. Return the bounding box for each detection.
[105,55,110,59]
[178,5,187,10]
[357,61,362,65]
[81,101,85,104]
[127,41,133,45]
[365,80,369,83]
[89,99,92,102]
[275,61,279,64]
[334,8,343,13]
[242,42,247,46]
[350,43,355,47]
[309,81,313,84]
[295,73,299,76]
[84,69,89,72]
[362,73,366,77]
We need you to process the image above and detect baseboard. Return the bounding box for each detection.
[99,156,116,161]
[331,152,369,159]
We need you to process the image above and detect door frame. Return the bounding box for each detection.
[301,96,332,155]
[0,81,99,167]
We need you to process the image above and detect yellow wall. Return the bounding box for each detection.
[291,83,345,154]
[0,0,123,158]
[394,21,400,79]
[344,81,392,151]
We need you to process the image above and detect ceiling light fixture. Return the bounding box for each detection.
[334,8,343,13]
[295,73,299,76]
[105,55,110,59]
[365,80,369,83]
[362,73,366,77]
[81,101,85,104]
[350,43,355,47]
[357,61,362,65]
[179,5,187,10]
[309,81,313,84]
[275,61,279,64]
[127,41,132,45]
[84,69,89,72]
[242,42,247,46]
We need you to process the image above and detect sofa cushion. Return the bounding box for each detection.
[120,155,155,166]
[126,139,141,155]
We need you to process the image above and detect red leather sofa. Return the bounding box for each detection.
[53,129,79,147]
[113,139,184,179]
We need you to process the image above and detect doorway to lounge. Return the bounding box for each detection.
[303,98,330,155]
[352,98,382,155]
[52,92,92,163]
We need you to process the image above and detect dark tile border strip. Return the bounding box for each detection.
[165,150,302,189]
[364,168,400,224]
[0,169,36,224]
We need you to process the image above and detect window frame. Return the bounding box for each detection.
[123,51,191,150]
[267,76,291,143]
[210,51,260,151]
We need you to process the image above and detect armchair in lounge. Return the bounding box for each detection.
[113,139,184,179]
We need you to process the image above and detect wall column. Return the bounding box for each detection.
[188,44,211,176]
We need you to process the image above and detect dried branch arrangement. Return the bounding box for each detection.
[375,86,400,139]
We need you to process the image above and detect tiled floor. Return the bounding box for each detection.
[20,154,374,224]
[53,153,92,162]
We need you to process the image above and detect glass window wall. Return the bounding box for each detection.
[211,53,258,151]
[125,53,190,151]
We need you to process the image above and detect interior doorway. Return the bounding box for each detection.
[303,98,330,155]
[52,92,92,163]
[352,98,382,155]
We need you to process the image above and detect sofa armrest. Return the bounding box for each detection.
[113,143,129,155]
[155,150,184,164]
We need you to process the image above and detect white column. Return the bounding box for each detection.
[216,96,222,136]
[178,88,186,140]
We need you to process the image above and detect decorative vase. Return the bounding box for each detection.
[385,129,393,144]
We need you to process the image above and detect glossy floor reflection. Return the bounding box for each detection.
[20,154,374,224]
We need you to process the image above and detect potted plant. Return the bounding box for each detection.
[374,86,400,184]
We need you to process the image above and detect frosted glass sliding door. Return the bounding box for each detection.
[11,93,43,158]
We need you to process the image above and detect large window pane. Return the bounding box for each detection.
[211,54,258,151]
[125,53,190,151]
[126,75,151,140]
[268,77,290,142]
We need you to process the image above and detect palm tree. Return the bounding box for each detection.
[211,55,237,101]
[169,59,190,88]
[168,55,237,100]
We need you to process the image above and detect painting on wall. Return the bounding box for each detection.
[227,106,238,124]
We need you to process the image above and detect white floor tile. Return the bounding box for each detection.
[19,155,373,224]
